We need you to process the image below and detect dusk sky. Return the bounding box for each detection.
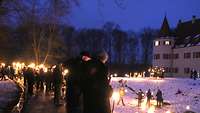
[69,0,200,31]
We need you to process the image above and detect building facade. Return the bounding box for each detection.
[153,16,200,77]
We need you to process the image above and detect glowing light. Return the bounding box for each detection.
[44,68,48,73]
[165,41,170,45]
[28,63,35,68]
[125,74,129,77]
[38,64,45,69]
[166,111,171,113]
[155,41,159,46]
[141,97,147,111]
[114,73,118,77]
[131,99,138,105]
[147,106,155,113]
[125,89,128,93]
[62,69,69,76]
[1,63,5,67]
[112,91,120,101]
[52,65,56,69]
[110,74,113,77]
[186,105,190,110]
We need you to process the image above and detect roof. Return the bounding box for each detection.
[175,18,200,39]
[159,16,171,37]
[166,16,200,48]
[174,34,200,48]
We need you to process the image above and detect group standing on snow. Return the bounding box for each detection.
[117,79,164,109]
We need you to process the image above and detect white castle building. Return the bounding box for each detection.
[153,16,200,77]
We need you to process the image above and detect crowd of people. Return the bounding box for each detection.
[0,51,113,113]
[0,65,15,80]
[1,51,199,113]
[20,51,113,113]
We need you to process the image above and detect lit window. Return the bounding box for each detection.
[164,41,170,45]
[154,41,160,46]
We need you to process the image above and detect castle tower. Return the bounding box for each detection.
[153,16,175,76]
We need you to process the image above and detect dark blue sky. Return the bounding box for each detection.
[69,0,200,31]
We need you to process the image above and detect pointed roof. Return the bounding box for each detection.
[159,16,171,37]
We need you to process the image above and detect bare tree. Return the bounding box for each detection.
[127,31,138,64]
[3,0,78,64]
[141,28,158,66]
[112,27,127,64]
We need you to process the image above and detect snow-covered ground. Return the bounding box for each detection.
[111,77,200,113]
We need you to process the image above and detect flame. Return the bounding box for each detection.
[112,91,120,101]
[62,69,69,76]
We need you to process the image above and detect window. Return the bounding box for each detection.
[173,53,179,59]
[164,67,178,73]
[154,41,160,46]
[184,68,190,74]
[163,54,172,59]
[193,52,200,58]
[164,41,171,45]
[184,53,191,59]
[173,68,178,73]
[154,54,160,60]
[164,67,170,73]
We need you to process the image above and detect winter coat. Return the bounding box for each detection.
[83,59,112,113]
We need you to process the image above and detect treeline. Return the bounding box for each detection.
[0,0,158,67]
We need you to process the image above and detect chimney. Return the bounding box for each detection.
[192,15,196,24]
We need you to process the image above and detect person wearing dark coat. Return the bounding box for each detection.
[26,67,35,97]
[156,89,163,107]
[146,89,152,107]
[82,51,112,113]
[45,68,52,93]
[53,64,63,106]
[65,58,84,113]
[65,51,91,113]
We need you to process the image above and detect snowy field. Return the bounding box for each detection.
[111,77,200,113]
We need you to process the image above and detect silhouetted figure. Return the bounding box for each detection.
[137,89,144,107]
[0,67,7,80]
[26,68,35,97]
[156,89,163,107]
[65,54,88,113]
[83,51,112,113]
[146,89,152,108]
[193,70,197,80]
[46,68,52,93]
[53,64,63,106]
[175,88,182,95]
